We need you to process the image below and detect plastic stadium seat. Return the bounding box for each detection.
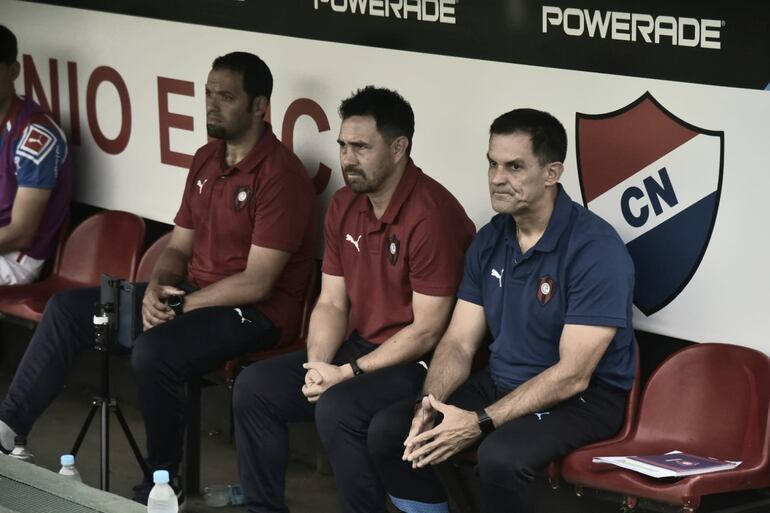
[0,210,145,323]
[135,232,172,283]
[548,341,641,489]
[560,343,770,512]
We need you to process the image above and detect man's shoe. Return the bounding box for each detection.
[132,476,185,511]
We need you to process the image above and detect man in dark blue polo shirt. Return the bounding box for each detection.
[368,108,635,513]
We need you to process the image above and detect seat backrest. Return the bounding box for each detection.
[57,210,145,285]
[614,340,641,441]
[633,343,770,461]
[136,232,172,282]
[296,260,321,342]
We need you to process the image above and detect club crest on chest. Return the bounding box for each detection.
[388,234,400,265]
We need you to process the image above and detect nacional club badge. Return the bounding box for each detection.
[537,276,556,305]
[576,92,723,315]
[234,186,251,210]
[388,234,400,265]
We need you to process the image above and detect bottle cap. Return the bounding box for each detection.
[153,470,170,484]
[60,454,75,466]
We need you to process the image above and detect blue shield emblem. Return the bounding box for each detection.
[576,92,724,316]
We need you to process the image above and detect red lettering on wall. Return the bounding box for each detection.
[157,77,195,169]
[22,55,60,124]
[281,98,332,195]
[86,66,131,155]
[67,61,80,145]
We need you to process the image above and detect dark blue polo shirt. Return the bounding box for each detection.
[457,185,635,391]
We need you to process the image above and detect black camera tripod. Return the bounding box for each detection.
[70,276,149,491]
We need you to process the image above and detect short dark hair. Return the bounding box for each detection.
[0,25,18,65]
[211,52,273,106]
[339,86,415,155]
[490,108,567,166]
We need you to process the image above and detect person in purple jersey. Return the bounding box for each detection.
[0,25,72,285]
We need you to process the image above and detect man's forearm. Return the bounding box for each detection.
[0,225,32,254]
[306,301,349,363]
[485,363,587,427]
[183,271,274,311]
[356,322,442,373]
[149,248,189,287]
[421,340,475,402]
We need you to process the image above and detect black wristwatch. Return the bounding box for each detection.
[167,295,185,316]
[349,358,364,376]
[475,408,495,435]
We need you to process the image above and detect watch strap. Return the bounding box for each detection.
[349,358,364,376]
[475,408,495,435]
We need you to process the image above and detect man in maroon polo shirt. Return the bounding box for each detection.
[0,52,316,508]
[232,86,476,513]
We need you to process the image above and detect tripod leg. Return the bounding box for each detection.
[100,399,110,491]
[112,402,150,480]
[71,401,100,455]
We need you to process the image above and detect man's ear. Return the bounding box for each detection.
[251,95,269,118]
[392,135,409,160]
[9,61,20,81]
[544,161,564,186]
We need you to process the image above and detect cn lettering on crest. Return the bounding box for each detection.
[576,92,723,315]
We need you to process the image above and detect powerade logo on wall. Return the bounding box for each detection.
[313,0,457,24]
[576,93,723,315]
[542,6,722,49]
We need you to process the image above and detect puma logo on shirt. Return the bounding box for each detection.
[491,268,504,288]
[346,234,362,252]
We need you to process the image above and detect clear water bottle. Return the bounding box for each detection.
[58,454,82,482]
[9,436,35,463]
[203,484,244,507]
[148,470,178,513]
[228,484,244,506]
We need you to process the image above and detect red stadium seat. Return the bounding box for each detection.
[548,341,641,489]
[135,232,172,283]
[560,342,770,512]
[0,210,145,323]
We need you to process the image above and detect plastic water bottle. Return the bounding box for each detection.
[203,484,244,507]
[58,454,82,482]
[9,436,35,463]
[148,470,178,513]
[228,484,244,506]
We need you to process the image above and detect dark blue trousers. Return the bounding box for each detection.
[368,368,626,513]
[0,285,278,477]
[232,335,428,513]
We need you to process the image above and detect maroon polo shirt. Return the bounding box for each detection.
[174,124,318,346]
[322,160,475,344]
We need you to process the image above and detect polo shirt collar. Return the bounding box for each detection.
[357,159,421,229]
[214,122,278,175]
[508,184,573,254]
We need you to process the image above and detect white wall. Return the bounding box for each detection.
[4,0,769,352]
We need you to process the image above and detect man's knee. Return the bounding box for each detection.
[232,362,276,418]
[367,401,412,462]
[314,384,358,443]
[130,330,166,378]
[476,433,536,488]
[43,288,95,322]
